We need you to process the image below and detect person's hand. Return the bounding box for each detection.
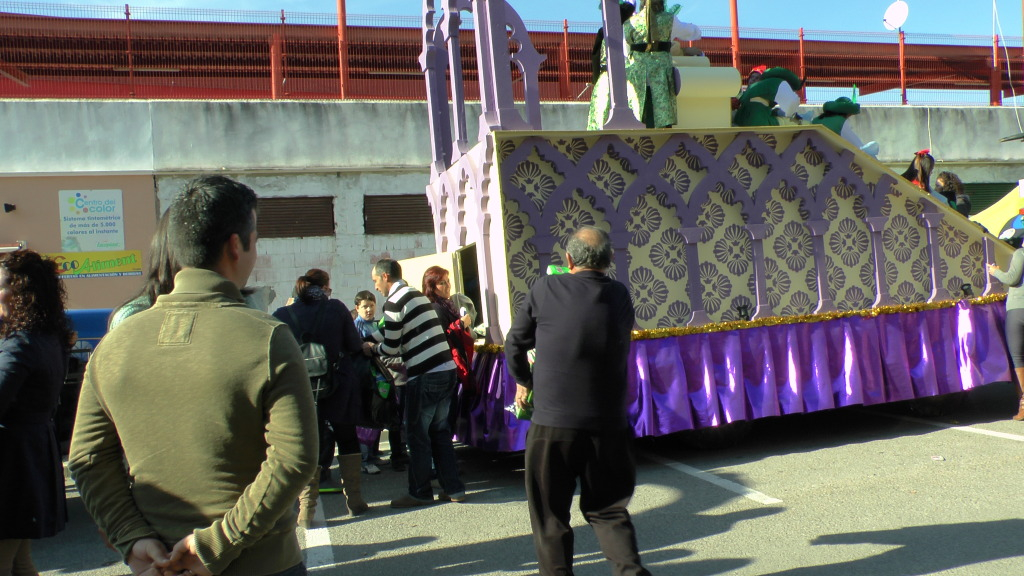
[126,538,169,576]
[988,263,1000,275]
[515,384,532,410]
[460,313,473,328]
[362,341,374,356]
[156,534,213,576]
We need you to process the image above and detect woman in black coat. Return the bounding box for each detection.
[0,250,74,573]
[273,268,369,522]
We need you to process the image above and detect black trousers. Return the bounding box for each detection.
[524,423,651,576]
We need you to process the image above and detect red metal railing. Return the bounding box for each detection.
[2,2,1022,105]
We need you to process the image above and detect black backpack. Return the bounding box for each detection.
[286,304,337,401]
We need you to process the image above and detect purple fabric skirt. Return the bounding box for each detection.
[455,300,1011,452]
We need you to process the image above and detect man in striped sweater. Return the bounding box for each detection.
[370,259,467,507]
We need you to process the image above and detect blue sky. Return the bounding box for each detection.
[19,1,1024,38]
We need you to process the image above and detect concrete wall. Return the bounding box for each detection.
[2,99,1023,312]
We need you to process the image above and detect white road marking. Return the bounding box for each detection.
[646,453,783,505]
[871,411,1024,442]
[302,496,336,569]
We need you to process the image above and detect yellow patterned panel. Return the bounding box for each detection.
[931,208,989,298]
[623,134,670,161]
[503,198,538,316]
[508,147,565,211]
[729,141,772,200]
[658,143,708,205]
[791,140,832,195]
[587,148,637,211]
[820,177,875,310]
[492,128,1004,336]
[762,180,817,315]
[696,183,753,323]
[549,189,606,250]
[880,190,930,304]
[550,137,597,165]
[626,189,688,329]
[756,131,797,155]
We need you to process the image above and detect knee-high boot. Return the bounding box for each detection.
[339,453,369,515]
[297,466,320,528]
[1013,367,1024,421]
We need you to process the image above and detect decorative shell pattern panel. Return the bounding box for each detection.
[494,128,994,330]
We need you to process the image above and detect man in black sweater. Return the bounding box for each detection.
[505,226,650,576]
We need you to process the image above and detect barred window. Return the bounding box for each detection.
[257,197,335,238]
[363,194,434,234]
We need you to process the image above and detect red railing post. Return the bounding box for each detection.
[279,10,288,98]
[991,35,1002,106]
[271,33,283,99]
[798,28,807,103]
[336,0,348,99]
[899,30,907,105]
[730,0,740,72]
[125,4,135,98]
[559,19,570,100]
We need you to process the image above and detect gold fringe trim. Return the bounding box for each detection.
[475,294,1007,353]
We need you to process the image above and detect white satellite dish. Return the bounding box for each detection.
[882,0,909,31]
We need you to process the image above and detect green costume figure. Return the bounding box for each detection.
[811,97,857,135]
[811,96,878,157]
[624,0,681,128]
[733,67,803,127]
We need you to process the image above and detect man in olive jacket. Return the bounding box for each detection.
[69,176,318,576]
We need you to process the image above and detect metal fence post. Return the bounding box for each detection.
[991,35,1002,106]
[559,19,570,100]
[899,30,907,105]
[730,0,740,72]
[337,0,348,99]
[271,33,283,99]
[125,4,135,98]
[798,28,806,103]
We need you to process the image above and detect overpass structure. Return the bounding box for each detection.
[2,3,1023,104]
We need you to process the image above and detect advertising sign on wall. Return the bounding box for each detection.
[58,189,125,252]
[43,250,143,279]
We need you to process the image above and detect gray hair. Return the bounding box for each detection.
[566,226,613,270]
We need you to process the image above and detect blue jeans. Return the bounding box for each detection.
[404,369,464,499]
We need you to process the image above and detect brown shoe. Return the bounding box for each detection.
[438,491,467,503]
[390,494,433,508]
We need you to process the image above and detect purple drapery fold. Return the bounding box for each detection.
[454,301,1012,453]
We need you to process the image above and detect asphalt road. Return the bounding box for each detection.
[35,381,1024,576]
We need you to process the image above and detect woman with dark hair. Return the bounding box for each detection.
[273,268,369,526]
[108,210,181,330]
[901,149,936,193]
[936,170,970,216]
[422,266,475,431]
[0,250,74,574]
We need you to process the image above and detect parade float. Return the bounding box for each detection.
[416,0,1015,451]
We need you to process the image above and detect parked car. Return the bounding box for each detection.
[58,309,111,454]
